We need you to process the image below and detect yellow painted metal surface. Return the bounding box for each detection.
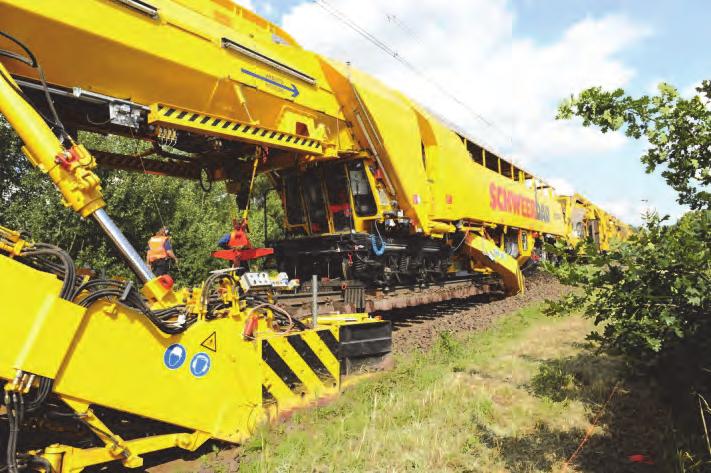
[0,0,633,297]
[0,255,86,380]
[0,0,357,155]
[0,252,384,471]
[320,58,566,238]
[558,194,630,251]
[462,234,524,295]
[47,298,343,444]
[0,0,624,248]
[412,104,567,236]
[44,430,209,473]
[51,301,259,443]
[0,62,105,217]
[325,60,434,232]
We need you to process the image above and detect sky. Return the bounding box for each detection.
[235,0,708,225]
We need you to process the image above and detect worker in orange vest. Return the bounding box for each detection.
[146,227,178,276]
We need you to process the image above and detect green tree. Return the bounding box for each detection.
[0,124,284,286]
[553,81,711,468]
[0,118,31,216]
[558,80,710,210]
[546,210,710,358]
[550,81,711,359]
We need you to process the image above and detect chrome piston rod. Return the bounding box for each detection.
[93,208,155,283]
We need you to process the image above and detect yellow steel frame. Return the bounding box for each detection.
[148,104,326,156]
[462,232,524,295]
[0,252,381,472]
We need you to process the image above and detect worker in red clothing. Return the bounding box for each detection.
[329,189,352,231]
[146,227,178,276]
[217,219,250,250]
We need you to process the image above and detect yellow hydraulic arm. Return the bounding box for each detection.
[0,54,392,470]
[0,54,174,303]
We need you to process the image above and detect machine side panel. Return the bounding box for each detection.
[412,105,567,236]
[51,301,263,443]
[0,255,86,380]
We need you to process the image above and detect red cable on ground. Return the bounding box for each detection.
[561,381,620,472]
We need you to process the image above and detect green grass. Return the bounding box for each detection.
[202,304,627,472]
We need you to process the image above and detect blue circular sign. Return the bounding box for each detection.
[190,352,211,378]
[163,344,187,370]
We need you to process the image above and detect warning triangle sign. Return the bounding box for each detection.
[201,331,217,352]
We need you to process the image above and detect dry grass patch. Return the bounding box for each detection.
[202,304,637,473]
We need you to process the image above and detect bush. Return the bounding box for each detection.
[545,211,710,361]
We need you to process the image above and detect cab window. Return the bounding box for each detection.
[302,169,329,233]
[324,164,353,232]
[347,161,377,217]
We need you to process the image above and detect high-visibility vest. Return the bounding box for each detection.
[147,236,168,263]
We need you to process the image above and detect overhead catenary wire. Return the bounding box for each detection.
[313,1,576,188]
[312,0,514,148]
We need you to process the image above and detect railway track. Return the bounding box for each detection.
[276,275,500,317]
[386,270,567,352]
[274,268,562,355]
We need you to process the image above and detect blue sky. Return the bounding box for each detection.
[240,0,708,224]
[510,0,709,221]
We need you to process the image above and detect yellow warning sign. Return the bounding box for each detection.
[201,331,217,352]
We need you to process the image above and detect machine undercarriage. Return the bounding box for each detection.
[272,232,457,288]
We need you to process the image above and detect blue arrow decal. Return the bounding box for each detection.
[241,68,299,98]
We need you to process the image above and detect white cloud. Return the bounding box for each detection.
[282,2,651,166]
[232,0,255,12]
[599,198,654,225]
[682,80,703,98]
[546,176,576,196]
[260,2,275,17]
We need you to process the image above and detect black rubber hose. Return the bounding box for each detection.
[0,31,37,67]
[0,29,68,138]
[78,285,193,335]
[28,456,53,473]
[5,393,19,473]
[23,247,75,300]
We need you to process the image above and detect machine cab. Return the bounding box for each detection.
[279,159,379,237]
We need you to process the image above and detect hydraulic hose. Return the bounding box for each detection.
[74,279,193,334]
[370,234,386,256]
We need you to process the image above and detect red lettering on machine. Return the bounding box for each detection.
[489,183,550,222]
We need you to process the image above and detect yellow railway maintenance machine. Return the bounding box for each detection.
[0,5,391,473]
[0,0,627,468]
[0,0,569,301]
[557,194,630,252]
